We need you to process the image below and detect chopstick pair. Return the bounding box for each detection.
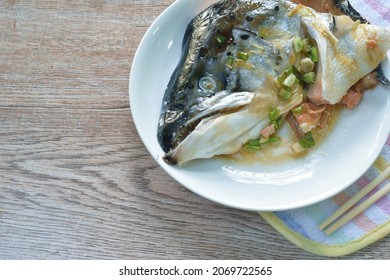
[319,166,390,235]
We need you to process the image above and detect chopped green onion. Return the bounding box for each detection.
[299,132,316,149]
[283,73,297,88]
[293,37,304,52]
[246,136,281,151]
[248,139,261,146]
[284,66,294,76]
[278,88,292,100]
[353,19,361,29]
[245,144,261,152]
[293,105,305,114]
[300,57,315,73]
[237,51,249,61]
[216,34,226,44]
[226,55,234,66]
[245,139,261,152]
[277,66,295,84]
[268,108,280,122]
[269,108,283,128]
[291,142,306,154]
[266,136,281,145]
[303,72,316,84]
[302,38,312,53]
[276,117,283,128]
[277,73,286,84]
[309,47,319,63]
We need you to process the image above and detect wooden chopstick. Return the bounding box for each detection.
[323,183,390,235]
[319,165,390,235]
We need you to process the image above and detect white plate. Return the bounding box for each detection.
[129,0,390,211]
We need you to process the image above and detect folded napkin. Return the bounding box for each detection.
[260,0,390,257]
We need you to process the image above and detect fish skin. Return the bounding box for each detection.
[333,0,368,23]
[157,0,390,165]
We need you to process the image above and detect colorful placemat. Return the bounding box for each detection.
[261,136,390,256]
[348,0,390,27]
[260,0,390,257]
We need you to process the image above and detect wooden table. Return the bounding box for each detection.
[1,0,389,260]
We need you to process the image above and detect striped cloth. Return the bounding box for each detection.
[261,137,390,256]
[349,0,390,27]
[260,0,390,257]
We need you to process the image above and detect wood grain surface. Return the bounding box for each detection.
[0,0,389,260]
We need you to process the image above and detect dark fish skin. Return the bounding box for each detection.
[376,66,390,86]
[157,0,236,153]
[157,0,280,153]
[333,0,390,85]
[333,0,368,23]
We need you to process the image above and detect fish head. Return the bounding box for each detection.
[158,0,298,155]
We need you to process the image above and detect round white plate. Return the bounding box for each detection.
[129,0,390,211]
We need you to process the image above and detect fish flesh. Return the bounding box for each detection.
[157,0,390,165]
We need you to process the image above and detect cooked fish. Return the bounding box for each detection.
[157,0,390,165]
[293,0,390,104]
[298,7,390,104]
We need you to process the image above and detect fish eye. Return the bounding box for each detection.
[198,76,217,93]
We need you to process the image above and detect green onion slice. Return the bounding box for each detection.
[216,34,225,44]
[310,47,319,63]
[293,37,304,52]
[248,139,261,146]
[303,72,316,84]
[302,38,312,53]
[226,55,234,66]
[299,132,316,149]
[283,73,297,88]
[278,88,292,100]
[269,108,280,122]
[269,108,283,128]
[246,136,281,151]
[265,136,281,145]
[293,105,305,114]
[237,51,249,61]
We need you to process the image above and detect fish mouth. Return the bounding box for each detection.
[163,152,179,165]
[162,87,304,165]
